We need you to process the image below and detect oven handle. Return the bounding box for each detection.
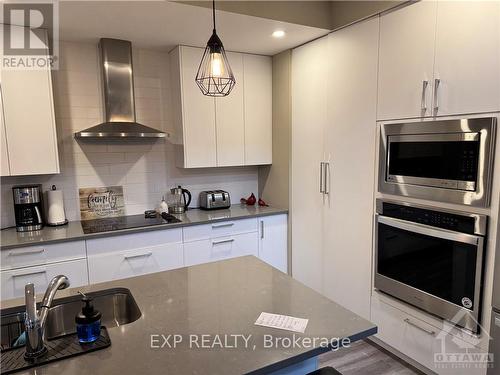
[377,215,481,246]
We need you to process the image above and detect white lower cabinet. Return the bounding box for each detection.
[184,232,258,267]
[258,214,287,273]
[88,243,184,284]
[0,214,288,300]
[1,259,88,300]
[371,293,488,375]
[86,229,184,284]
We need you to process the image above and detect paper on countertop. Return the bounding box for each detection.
[254,312,309,333]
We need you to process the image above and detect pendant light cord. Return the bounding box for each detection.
[212,0,216,32]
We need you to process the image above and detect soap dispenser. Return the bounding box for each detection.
[75,292,102,343]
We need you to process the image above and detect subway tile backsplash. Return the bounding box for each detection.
[0,41,258,228]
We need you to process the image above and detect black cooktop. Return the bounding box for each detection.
[81,213,181,234]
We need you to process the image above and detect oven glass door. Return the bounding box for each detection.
[387,133,480,190]
[377,218,479,309]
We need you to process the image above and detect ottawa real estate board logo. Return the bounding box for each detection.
[2,2,59,69]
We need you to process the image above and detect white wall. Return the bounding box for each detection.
[0,41,258,227]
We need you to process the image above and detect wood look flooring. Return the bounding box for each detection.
[319,339,425,375]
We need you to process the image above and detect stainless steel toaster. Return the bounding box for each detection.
[199,190,231,210]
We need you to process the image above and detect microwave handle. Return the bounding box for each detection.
[377,215,480,246]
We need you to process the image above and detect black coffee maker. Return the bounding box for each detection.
[13,185,44,232]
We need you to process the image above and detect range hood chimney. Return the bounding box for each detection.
[75,38,166,139]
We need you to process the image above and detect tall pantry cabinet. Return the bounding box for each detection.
[291,17,379,320]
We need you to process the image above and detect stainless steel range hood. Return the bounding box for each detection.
[75,38,166,139]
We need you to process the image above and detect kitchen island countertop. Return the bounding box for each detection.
[2,256,377,375]
[1,205,288,250]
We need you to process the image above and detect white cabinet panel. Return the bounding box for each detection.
[182,218,258,242]
[215,52,245,166]
[433,1,500,116]
[88,243,184,284]
[291,36,329,293]
[184,232,258,267]
[86,228,182,255]
[258,214,287,273]
[1,25,59,175]
[322,17,378,321]
[243,54,272,165]
[377,1,437,120]
[1,259,88,300]
[178,46,216,168]
[1,241,86,271]
[371,294,487,375]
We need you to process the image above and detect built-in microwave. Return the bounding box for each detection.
[379,117,496,207]
[375,199,487,334]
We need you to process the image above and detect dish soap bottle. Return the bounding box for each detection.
[75,292,102,343]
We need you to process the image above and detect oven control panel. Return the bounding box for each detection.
[381,202,476,234]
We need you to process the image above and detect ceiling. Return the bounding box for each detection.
[58,1,330,55]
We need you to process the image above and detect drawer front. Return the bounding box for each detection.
[86,228,182,256]
[1,259,89,301]
[184,232,258,266]
[88,243,184,284]
[371,297,436,370]
[183,218,258,242]
[1,241,86,271]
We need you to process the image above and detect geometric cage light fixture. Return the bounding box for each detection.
[195,0,236,97]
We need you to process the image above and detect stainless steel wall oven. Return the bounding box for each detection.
[379,117,496,207]
[375,199,487,333]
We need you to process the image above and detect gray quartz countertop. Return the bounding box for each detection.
[2,256,377,375]
[1,205,288,250]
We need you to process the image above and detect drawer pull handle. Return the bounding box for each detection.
[9,249,45,257]
[212,223,234,229]
[404,318,436,336]
[212,239,235,245]
[124,251,153,260]
[12,270,47,278]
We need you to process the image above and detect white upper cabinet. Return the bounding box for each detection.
[215,52,245,166]
[171,46,217,168]
[243,54,272,165]
[170,46,272,168]
[1,25,59,175]
[378,1,500,121]
[377,1,437,120]
[433,1,500,116]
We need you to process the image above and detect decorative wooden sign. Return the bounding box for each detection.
[79,186,125,220]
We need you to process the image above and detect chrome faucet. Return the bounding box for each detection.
[24,275,70,359]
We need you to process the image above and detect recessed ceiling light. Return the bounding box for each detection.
[272,30,286,38]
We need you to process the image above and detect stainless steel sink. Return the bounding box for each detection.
[0,288,141,350]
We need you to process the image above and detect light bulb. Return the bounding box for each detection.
[210,52,224,77]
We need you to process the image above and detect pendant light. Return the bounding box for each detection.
[195,0,235,97]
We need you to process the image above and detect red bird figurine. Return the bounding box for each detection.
[241,193,257,206]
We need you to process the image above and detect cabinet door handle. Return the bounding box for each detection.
[404,318,436,336]
[212,239,235,245]
[211,223,234,229]
[324,162,330,195]
[8,248,45,257]
[260,221,264,239]
[124,251,153,260]
[12,269,47,278]
[319,162,325,193]
[433,78,440,114]
[421,80,428,113]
